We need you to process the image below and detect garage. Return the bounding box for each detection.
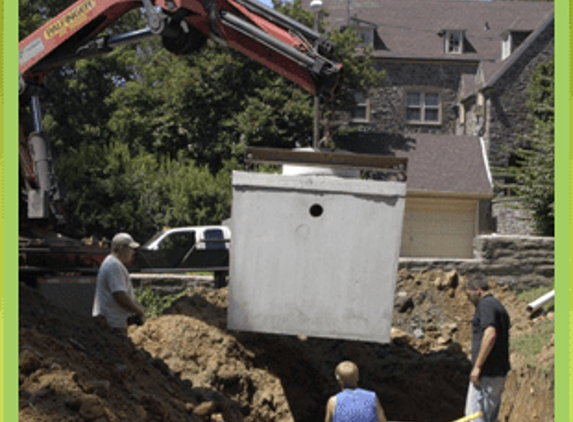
[400,197,478,258]
[337,133,493,259]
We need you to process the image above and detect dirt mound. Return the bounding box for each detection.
[19,270,554,422]
[391,269,555,422]
[19,284,243,422]
[392,269,548,353]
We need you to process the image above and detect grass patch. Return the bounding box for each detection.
[510,318,554,369]
[185,271,213,276]
[135,286,187,318]
[516,284,554,306]
[510,284,554,369]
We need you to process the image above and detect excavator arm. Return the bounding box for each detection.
[19,0,342,222]
[19,0,341,95]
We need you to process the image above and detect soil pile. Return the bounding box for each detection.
[19,285,243,422]
[19,269,554,421]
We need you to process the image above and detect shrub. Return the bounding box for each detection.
[135,285,187,318]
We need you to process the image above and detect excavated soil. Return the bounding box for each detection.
[19,269,554,421]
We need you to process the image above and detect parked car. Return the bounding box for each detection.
[132,226,231,287]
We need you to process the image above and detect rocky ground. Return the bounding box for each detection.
[19,269,554,421]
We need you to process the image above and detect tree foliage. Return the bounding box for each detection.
[20,0,384,241]
[55,141,234,239]
[507,57,554,236]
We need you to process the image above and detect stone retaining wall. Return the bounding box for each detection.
[399,234,554,291]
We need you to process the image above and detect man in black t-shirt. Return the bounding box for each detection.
[464,277,511,422]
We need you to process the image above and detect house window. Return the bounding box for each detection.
[357,27,374,48]
[445,30,464,54]
[502,34,512,60]
[405,91,441,124]
[350,92,370,122]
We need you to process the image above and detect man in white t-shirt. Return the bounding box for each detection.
[92,232,146,335]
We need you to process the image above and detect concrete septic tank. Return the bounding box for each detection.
[228,168,407,343]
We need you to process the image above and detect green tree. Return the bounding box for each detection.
[56,140,235,240]
[106,41,268,171]
[507,57,554,235]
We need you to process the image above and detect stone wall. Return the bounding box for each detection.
[491,198,536,235]
[399,234,554,291]
[479,23,554,169]
[368,61,478,135]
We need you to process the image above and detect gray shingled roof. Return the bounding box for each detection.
[395,133,492,196]
[339,133,493,196]
[317,0,553,63]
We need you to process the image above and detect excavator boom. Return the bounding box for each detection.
[19,0,342,222]
[19,0,341,96]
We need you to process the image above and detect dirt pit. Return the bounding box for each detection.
[19,269,554,421]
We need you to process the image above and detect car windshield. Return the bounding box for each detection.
[141,231,165,249]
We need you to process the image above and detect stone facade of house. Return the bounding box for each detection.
[337,62,480,160]
[470,23,553,235]
[462,22,555,170]
[492,198,537,236]
[359,23,554,168]
[368,61,478,135]
[338,22,553,235]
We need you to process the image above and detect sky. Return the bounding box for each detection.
[256,0,275,7]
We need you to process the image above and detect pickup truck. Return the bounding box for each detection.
[133,225,231,288]
[21,225,230,317]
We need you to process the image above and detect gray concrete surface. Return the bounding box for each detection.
[228,171,406,343]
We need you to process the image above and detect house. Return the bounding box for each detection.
[310,0,554,256]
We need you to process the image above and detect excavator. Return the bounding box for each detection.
[18,0,342,287]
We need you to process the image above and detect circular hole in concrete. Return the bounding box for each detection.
[309,204,323,217]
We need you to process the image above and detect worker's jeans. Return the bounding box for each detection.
[465,376,506,422]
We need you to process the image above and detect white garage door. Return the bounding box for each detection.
[400,198,477,258]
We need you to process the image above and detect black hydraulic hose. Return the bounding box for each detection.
[106,28,157,48]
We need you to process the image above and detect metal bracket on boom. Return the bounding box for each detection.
[142,0,167,34]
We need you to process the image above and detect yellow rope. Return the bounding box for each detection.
[450,412,483,422]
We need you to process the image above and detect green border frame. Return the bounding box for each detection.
[555,0,571,420]
[2,1,571,421]
[1,0,4,418]
[2,0,18,420]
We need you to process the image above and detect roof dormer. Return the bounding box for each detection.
[357,26,374,48]
[443,29,466,54]
[501,30,533,60]
[346,16,385,50]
